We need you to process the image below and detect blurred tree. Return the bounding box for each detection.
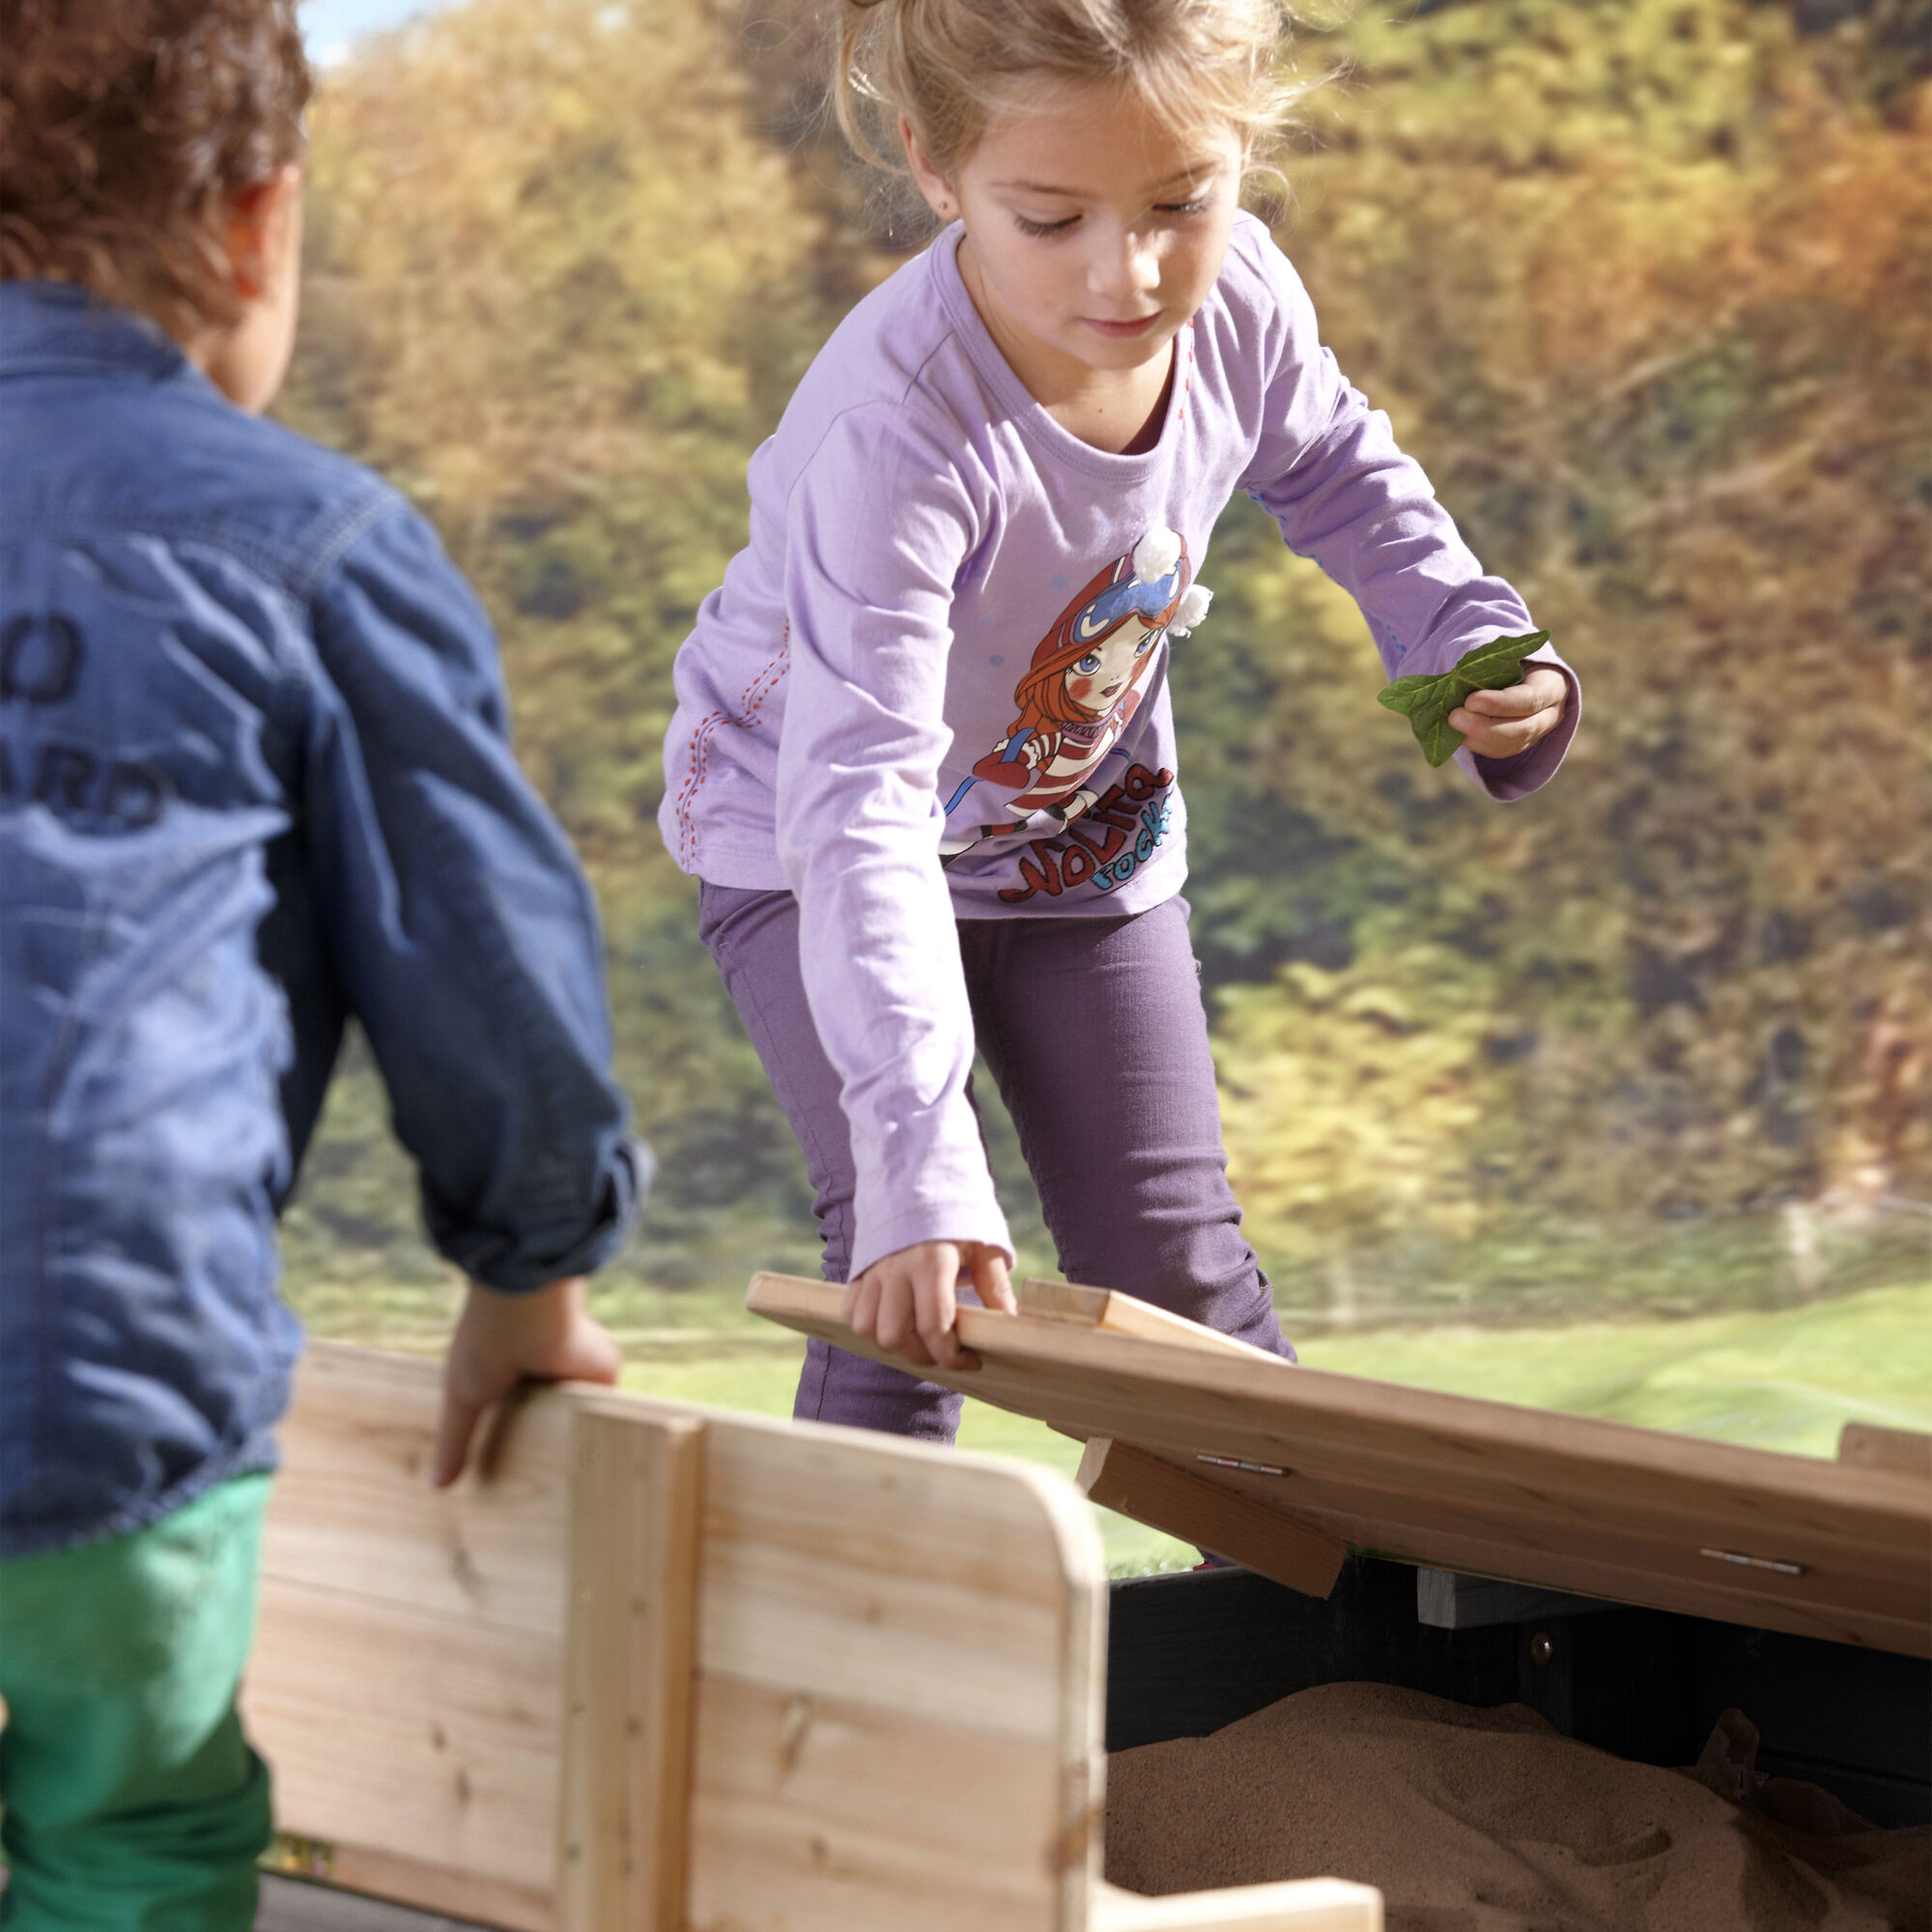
[1190,0,1932,1290]
[280,0,845,1292]
[1215,951,1505,1313]
[277,0,1932,1321]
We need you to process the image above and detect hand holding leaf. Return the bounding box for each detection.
[1378,631,1552,767]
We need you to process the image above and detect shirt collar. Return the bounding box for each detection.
[0,281,193,383]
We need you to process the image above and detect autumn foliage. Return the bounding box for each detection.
[280,0,1932,1315]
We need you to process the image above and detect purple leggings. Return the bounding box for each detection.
[698,882,1293,1441]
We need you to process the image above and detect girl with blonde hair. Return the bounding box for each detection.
[662,0,1576,1435]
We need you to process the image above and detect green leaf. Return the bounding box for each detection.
[1378,630,1551,767]
[1376,673,1439,708]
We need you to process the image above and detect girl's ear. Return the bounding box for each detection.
[898,111,956,222]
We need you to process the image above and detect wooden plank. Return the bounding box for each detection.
[252,1346,1374,1932]
[298,1847,552,1932]
[687,1675,1085,1932]
[1093,1878,1382,1931]
[1076,1438,1346,1599]
[250,1350,1115,1932]
[259,1342,574,1635]
[243,1350,573,1906]
[1156,1456,1931,1644]
[1018,1278,1273,1360]
[1839,1421,1932,1478]
[750,1275,1932,1565]
[747,1272,1932,1658]
[669,1401,1109,1932]
[246,1576,563,1902]
[556,1407,703,1932]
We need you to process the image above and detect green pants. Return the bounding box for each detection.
[0,1473,274,1931]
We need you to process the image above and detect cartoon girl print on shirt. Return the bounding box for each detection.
[941,526,1211,861]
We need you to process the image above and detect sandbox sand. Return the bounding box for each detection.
[1105,1682,1930,1931]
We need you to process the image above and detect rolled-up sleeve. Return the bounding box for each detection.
[302,502,641,1291]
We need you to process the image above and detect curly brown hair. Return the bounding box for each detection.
[0,0,310,339]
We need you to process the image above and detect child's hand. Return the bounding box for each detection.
[1447,666,1569,761]
[433,1275,621,1487]
[843,1239,1017,1373]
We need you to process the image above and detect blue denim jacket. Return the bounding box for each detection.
[0,284,642,1557]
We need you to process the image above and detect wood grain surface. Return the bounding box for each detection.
[1839,1421,1932,1478]
[1077,1437,1348,1598]
[748,1272,1932,1658]
[243,1347,574,1917]
[250,1344,1373,1928]
[1094,1878,1382,1930]
[557,1408,703,1931]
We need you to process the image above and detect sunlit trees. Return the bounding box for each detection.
[282,0,844,1292]
[281,0,1932,1314]
[1199,0,1932,1296]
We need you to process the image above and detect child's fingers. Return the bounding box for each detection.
[1459,687,1537,719]
[849,1243,984,1370]
[1452,669,1568,752]
[1451,691,1566,756]
[915,1261,979,1372]
[970,1245,1018,1315]
[843,1271,883,1341]
[1461,668,1565,717]
[432,1386,485,1489]
[874,1272,939,1366]
[555,1314,623,1388]
[1449,710,1539,755]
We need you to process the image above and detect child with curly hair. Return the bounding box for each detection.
[0,3,642,1921]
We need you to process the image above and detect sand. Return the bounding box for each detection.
[1104,1682,1930,1931]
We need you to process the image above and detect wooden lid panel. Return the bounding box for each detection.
[747,1273,1932,1658]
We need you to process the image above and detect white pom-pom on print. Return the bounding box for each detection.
[1132,526,1183,585]
[1168,583,1213,638]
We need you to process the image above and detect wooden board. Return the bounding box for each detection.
[243,1347,576,1922]
[644,1388,1108,1932]
[558,1408,702,1931]
[1840,1421,1932,1479]
[747,1273,1932,1658]
[246,1348,1108,1930]
[1078,1437,1347,1598]
[1016,1277,1272,1360]
[244,1342,1378,1931]
[1094,1881,1383,1931]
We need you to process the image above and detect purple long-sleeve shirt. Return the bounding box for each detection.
[661,213,1577,1277]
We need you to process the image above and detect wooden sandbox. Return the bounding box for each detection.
[242,1341,1380,1931]
[248,1276,1929,1928]
[747,1272,1932,1848]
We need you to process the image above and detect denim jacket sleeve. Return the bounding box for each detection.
[302,501,640,1291]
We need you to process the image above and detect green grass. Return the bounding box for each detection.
[618,1280,1932,1576]
[1294,1280,1932,1458]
